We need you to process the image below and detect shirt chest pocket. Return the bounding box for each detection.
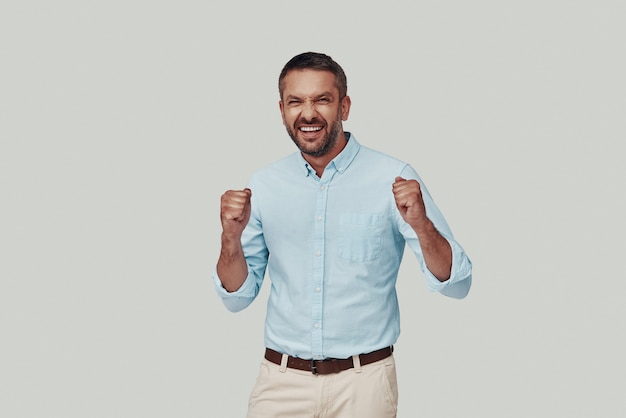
[337,213,384,262]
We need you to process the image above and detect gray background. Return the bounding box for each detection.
[2,1,624,417]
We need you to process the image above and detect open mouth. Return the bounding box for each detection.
[299,126,323,132]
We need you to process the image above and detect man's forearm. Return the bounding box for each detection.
[216,233,249,292]
[414,220,453,282]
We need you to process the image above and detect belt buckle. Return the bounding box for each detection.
[310,360,318,375]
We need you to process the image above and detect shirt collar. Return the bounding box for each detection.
[298,132,361,176]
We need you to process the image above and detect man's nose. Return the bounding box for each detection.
[302,100,317,118]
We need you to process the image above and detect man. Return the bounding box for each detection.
[213,52,472,418]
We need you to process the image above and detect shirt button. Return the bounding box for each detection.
[317,216,323,222]
[316,250,321,256]
[320,185,325,190]
[315,287,321,293]
[314,322,320,329]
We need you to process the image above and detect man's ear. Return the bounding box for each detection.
[341,96,351,121]
[279,100,286,124]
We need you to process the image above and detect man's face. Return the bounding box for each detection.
[280,69,351,157]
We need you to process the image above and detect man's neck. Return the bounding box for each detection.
[303,133,348,177]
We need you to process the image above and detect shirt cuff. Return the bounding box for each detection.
[423,238,472,293]
[212,267,258,299]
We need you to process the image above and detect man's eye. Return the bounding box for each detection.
[318,98,330,103]
[288,101,301,106]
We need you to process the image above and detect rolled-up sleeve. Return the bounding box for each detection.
[421,237,472,298]
[212,267,263,312]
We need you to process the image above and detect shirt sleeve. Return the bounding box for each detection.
[212,182,269,312]
[396,164,472,299]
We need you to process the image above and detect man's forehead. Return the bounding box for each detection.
[282,69,339,95]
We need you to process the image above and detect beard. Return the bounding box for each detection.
[285,110,343,158]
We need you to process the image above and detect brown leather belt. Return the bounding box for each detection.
[264,346,393,375]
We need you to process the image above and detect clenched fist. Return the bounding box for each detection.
[392,177,428,230]
[220,188,252,238]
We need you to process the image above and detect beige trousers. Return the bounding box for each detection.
[247,354,398,418]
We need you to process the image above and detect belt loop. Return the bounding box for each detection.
[279,353,288,373]
[352,355,362,373]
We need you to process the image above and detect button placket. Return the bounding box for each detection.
[311,176,332,358]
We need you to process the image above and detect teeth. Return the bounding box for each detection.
[300,126,322,132]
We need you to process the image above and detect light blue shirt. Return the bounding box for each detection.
[213,134,472,360]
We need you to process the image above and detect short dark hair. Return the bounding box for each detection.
[278,52,348,100]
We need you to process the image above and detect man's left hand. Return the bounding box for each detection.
[392,176,429,231]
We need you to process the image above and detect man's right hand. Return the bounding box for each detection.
[220,188,252,238]
[218,188,252,292]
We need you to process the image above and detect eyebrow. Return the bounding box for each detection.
[285,91,335,101]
